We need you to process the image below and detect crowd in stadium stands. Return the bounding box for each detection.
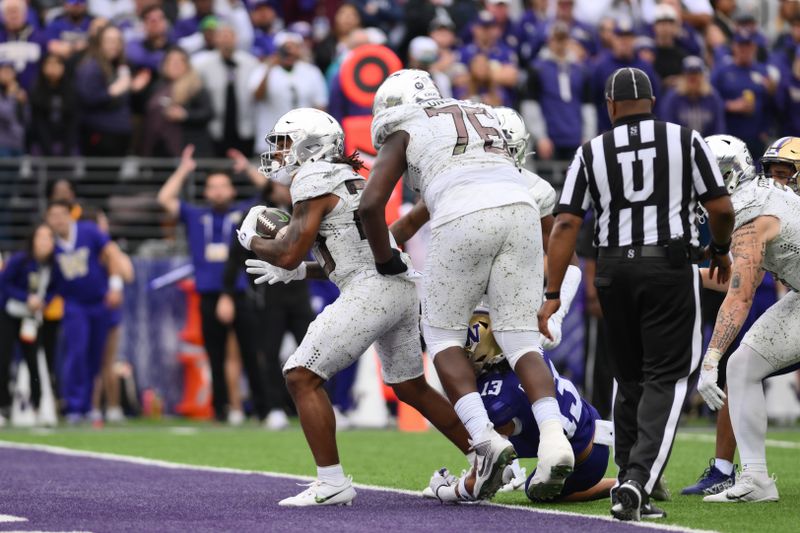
[0,0,795,160]
[2,0,800,427]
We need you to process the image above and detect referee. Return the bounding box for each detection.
[539,68,735,521]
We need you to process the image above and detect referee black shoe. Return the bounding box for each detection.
[611,480,666,521]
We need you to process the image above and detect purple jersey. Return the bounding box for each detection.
[54,220,110,305]
[179,201,247,294]
[477,356,598,459]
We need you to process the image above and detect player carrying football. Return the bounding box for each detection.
[697,135,800,503]
[359,70,575,501]
[236,108,472,507]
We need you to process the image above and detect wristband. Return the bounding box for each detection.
[705,348,723,363]
[375,249,408,276]
[710,239,731,256]
[109,274,124,291]
[544,291,560,300]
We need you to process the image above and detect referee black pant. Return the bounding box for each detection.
[595,256,701,494]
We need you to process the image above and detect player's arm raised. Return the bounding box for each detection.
[538,212,582,339]
[389,199,429,246]
[249,195,337,270]
[157,145,196,219]
[360,131,409,265]
[698,215,779,410]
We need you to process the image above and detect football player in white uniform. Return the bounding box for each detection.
[237,108,472,507]
[359,69,575,501]
[697,135,800,503]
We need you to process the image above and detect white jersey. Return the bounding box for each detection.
[371,98,534,228]
[519,168,556,218]
[291,161,379,288]
[732,177,800,291]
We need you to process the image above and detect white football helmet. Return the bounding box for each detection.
[705,134,756,194]
[495,106,530,168]
[259,108,344,185]
[372,69,442,116]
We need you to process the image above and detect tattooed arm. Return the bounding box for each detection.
[707,216,781,354]
[698,215,780,410]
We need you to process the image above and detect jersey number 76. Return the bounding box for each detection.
[425,104,507,156]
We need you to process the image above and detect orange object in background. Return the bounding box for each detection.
[174,280,213,419]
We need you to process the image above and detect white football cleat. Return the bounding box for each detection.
[470,430,517,500]
[703,473,779,503]
[278,477,357,507]
[528,424,574,501]
[264,409,290,431]
[227,409,245,427]
[498,462,527,493]
[0,413,7,428]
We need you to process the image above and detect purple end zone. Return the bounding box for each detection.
[0,447,673,533]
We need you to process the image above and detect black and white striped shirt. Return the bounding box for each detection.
[555,113,728,248]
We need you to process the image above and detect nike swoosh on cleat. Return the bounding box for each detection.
[726,490,753,501]
[314,488,350,504]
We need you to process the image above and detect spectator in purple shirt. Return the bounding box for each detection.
[45,0,93,61]
[711,29,776,157]
[485,0,518,51]
[774,46,800,138]
[173,0,214,41]
[770,14,800,81]
[592,19,660,132]
[0,223,63,424]
[125,5,172,73]
[0,0,48,91]
[0,59,25,156]
[74,23,149,156]
[659,56,726,137]
[456,10,518,106]
[249,0,279,59]
[526,21,595,161]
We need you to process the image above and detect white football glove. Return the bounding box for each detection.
[236,206,267,251]
[698,349,726,411]
[541,309,565,350]
[245,259,307,285]
[398,251,423,281]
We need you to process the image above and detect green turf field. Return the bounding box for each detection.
[1,421,798,532]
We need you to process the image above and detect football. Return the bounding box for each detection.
[256,208,291,239]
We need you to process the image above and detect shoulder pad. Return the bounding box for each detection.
[371,104,422,149]
[732,177,780,231]
[291,162,354,204]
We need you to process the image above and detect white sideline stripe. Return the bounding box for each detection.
[0,440,717,533]
[0,515,27,523]
[676,432,800,450]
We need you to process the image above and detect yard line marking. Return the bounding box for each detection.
[167,427,199,435]
[0,515,27,523]
[0,440,717,533]
[676,433,800,450]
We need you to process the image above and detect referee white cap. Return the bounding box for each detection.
[605,67,654,101]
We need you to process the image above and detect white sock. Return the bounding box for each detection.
[317,464,347,486]
[714,458,734,476]
[742,463,768,475]
[509,458,524,478]
[532,397,562,426]
[727,344,775,478]
[454,392,493,442]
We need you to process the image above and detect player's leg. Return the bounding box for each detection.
[421,213,515,499]
[199,293,229,422]
[549,444,613,503]
[83,305,111,418]
[278,279,392,506]
[486,203,573,498]
[705,292,800,503]
[0,313,20,419]
[60,302,90,421]
[377,281,470,455]
[19,335,42,413]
